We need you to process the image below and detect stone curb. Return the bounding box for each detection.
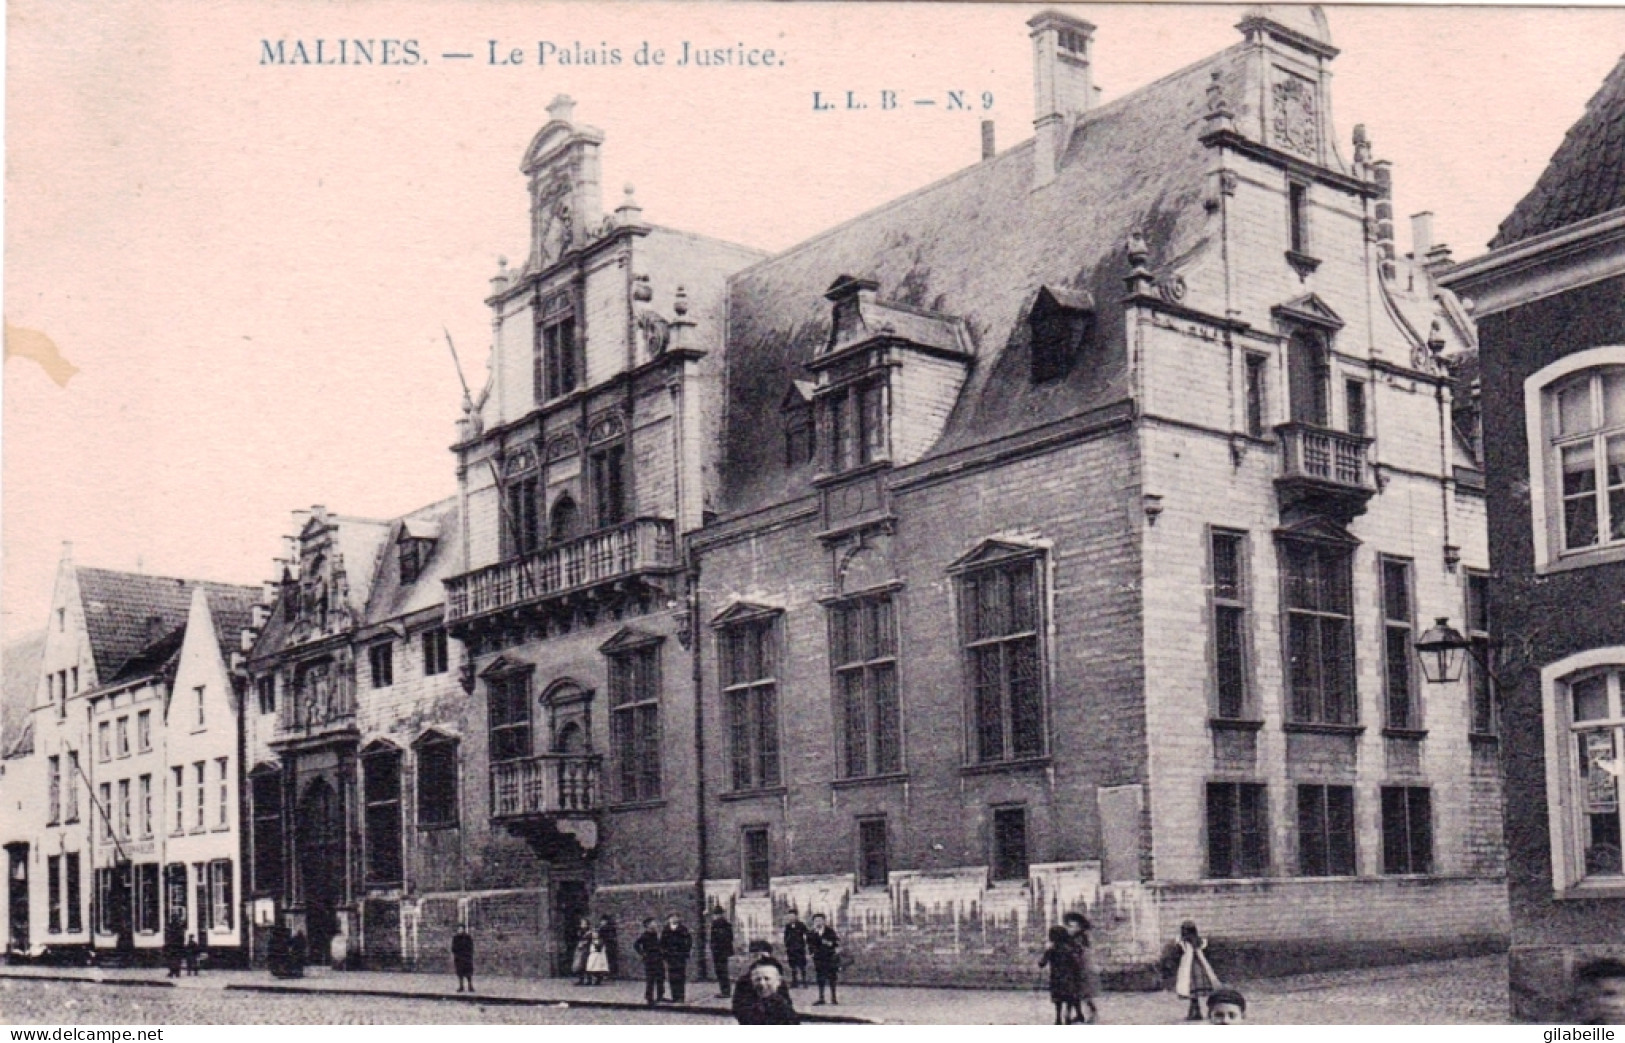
[222,983,876,1023]
[0,973,873,1023]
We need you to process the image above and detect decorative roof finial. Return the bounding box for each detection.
[1204,70,1235,133]
[673,286,690,318]
[546,94,577,125]
[1428,319,1447,356]
[632,273,654,303]
[1352,124,1373,171]
[1125,230,1155,296]
[615,183,644,226]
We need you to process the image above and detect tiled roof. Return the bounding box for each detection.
[720,42,1244,515]
[1,631,44,758]
[1492,55,1625,248]
[76,568,256,681]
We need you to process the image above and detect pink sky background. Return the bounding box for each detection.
[5,1,1624,643]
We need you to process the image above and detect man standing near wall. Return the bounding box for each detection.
[709,905,735,997]
[661,913,692,1003]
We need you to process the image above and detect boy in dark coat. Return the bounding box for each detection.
[709,906,736,998]
[731,951,799,1025]
[184,934,201,976]
[452,926,475,992]
[635,918,666,1005]
[782,913,809,988]
[808,913,840,1006]
[660,913,693,1002]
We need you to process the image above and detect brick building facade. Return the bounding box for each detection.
[683,5,1504,984]
[1439,55,1625,1022]
[9,5,1514,987]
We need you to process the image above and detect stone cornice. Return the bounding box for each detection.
[1438,206,1625,317]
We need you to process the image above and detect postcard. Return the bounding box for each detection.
[4,0,1625,1028]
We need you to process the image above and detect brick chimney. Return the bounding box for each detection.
[1028,11,1097,188]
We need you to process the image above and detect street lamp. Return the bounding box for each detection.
[1415,617,1470,685]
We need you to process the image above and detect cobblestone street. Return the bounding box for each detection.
[0,977,705,1025]
[0,954,1509,1024]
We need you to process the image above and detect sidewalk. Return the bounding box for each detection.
[0,953,1508,1024]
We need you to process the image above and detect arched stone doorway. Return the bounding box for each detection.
[296,777,344,963]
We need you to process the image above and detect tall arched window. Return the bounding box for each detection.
[550,494,581,544]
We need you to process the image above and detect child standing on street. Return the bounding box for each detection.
[1039,924,1083,1025]
[585,928,610,985]
[1175,920,1219,1021]
[1063,911,1100,1023]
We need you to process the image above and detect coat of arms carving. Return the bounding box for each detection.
[1270,73,1319,158]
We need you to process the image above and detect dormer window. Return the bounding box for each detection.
[1029,286,1093,384]
[398,538,432,584]
[825,380,886,473]
[783,381,817,468]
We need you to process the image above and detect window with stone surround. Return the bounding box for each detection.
[1345,379,1367,437]
[535,293,578,403]
[416,733,459,828]
[363,744,403,886]
[487,668,533,764]
[250,768,284,894]
[958,552,1047,765]
[824,380,886,473]
[422,628,450,677]
[1206,781,1268,878]
[1281,539,1357,726]
[608,641,662,803]
[742,826,771,893]
[1209,531,1251,720]
[1380,785,1433,875]
[1526,351,1625,572]
[502,475,541,558]
[1296,783,1356,876]
[1287,330,1330,427]
[47,755,60,825]
[1545,654,1625,891]
[830,592,902,779]
[136,862,159,935]
[589,443,627,529]
[1244,353,1269,437]
[369,641,394,688]
[721,616,782,792]
[257,675,276,715]
[138,709,151,752]
[65,752,79,823]
[1380,556,1418,730]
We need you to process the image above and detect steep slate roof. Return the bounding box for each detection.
[76,568,253,681]
[1492,54,1625,248]
[1,631,44,758]
[362,496,461,625]
[721,41,1245,515]
[99,582,260,689]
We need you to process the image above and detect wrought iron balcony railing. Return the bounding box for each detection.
[444,518,678,624]
[490,753,602,820]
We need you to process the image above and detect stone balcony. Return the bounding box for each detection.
[490,752,601,826]
[444,518,680,636]
[1274,422,1376,523]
